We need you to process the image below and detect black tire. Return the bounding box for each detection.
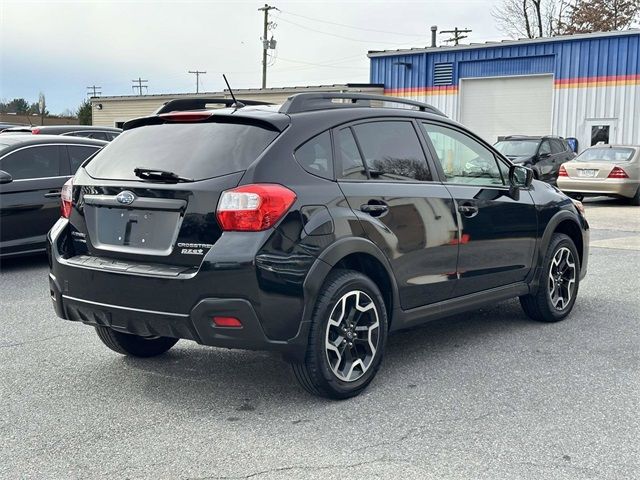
[629,186,640,206]
[95,326,178,357]
[292,269,388,399]
[520,233,580,323]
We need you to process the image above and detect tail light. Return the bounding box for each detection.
[558,165,568,177]
[216,184,296,231]
[607,167,629,179]
[31,128,41,134]
[60,178,73,218]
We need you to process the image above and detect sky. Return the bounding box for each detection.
[0,0,504,114]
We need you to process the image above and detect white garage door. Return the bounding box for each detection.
[460,75,553,144]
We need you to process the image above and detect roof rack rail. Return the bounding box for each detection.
[279,92,446,116]
[155,97,274,115]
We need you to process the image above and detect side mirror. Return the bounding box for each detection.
[0,170,12,184]
[509,165,533,188]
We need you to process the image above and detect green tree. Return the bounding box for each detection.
[77,99,92,125]
[5,98,30,114]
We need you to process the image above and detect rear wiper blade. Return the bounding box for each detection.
[134,167,194,183]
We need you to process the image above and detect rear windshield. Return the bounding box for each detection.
[85,122,279,181]
[576,147,635,162]
[494,140,539,157]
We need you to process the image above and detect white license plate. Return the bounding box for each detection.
[578,169,597,177]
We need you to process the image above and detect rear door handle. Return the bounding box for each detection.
[44,191,61,198]
[360,202,389,217]
[457,202,479,218]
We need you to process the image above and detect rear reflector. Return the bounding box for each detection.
[213,316,243,328]
[607,166,629,179]
[158,111,214,122]
[216,184,296,231]
[60,177,73,218]
[558,165,568,177]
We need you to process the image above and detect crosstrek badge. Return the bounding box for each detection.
[177,242,213,255]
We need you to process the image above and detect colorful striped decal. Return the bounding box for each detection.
[555,74,640,88]
[384,74,639,96]
[384,85,458,97]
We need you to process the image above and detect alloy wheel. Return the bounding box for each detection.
[325,290,380,382]
[548,247,576,310]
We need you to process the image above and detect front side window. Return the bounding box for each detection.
[351,121,432,181]
[550,139,565,154]
[538,140,552,155]
[294,131,333,179]
[422,123,504,186]
[0,145,62,180]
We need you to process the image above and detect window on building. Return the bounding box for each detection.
[591,125,610,146]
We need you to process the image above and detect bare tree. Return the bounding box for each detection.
[559,0,640,33]
[493,0,584,38]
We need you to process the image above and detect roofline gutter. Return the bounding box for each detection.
[367,29,640,58]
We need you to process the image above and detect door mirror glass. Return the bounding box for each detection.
[0,170,12,184]
[509,165,533,188]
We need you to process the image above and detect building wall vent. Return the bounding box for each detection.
[433,63,454,86]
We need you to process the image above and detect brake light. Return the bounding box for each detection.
[60,178,73,218]
[158,111,213,122]
[216,184,296,231]
[31,128,41,134]
[607,167,629,179]
[558,165,568,177]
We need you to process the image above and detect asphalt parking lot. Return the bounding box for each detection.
[1,197,638,480]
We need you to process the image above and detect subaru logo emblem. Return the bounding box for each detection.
[116,191,136,205]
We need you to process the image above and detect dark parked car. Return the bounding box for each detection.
[1,125,121,141]
[47,94,589,399]
[494,135,576,183]
[0,135,106,257]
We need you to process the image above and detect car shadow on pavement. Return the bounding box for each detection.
[114,299,540,408]
[0,253,49,273]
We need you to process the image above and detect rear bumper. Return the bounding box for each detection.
[48,219,310,359]
[558,178,638,198]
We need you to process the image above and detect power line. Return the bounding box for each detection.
[188,70,207,93]
[86,85,102,97]
[279,10,426,37]
[131,77,148,96]
[276,16,420,46]
[440,27,472,45]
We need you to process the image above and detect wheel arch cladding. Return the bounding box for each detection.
[553,219,584,267]
[333,252,393,324]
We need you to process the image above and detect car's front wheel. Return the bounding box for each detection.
[292,269,388,399]
[95,326,178,357]
[520,233,580,322]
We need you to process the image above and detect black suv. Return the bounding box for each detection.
[48,94,589,399]
[494,135,576,183]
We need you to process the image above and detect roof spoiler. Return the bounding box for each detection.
[154,97,274,115]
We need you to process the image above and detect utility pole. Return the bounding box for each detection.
[440,27,472,46]
[86,85,102,97]
[188,70,207,94]
[131,77,148,96]
[258,4,277,89]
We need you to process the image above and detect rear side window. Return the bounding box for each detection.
[336,128,367,180]
[295,131,333,179]
[68,145,100,172]
[0,145,62,180]
[85,122,279,181]
[352,121,432,181]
